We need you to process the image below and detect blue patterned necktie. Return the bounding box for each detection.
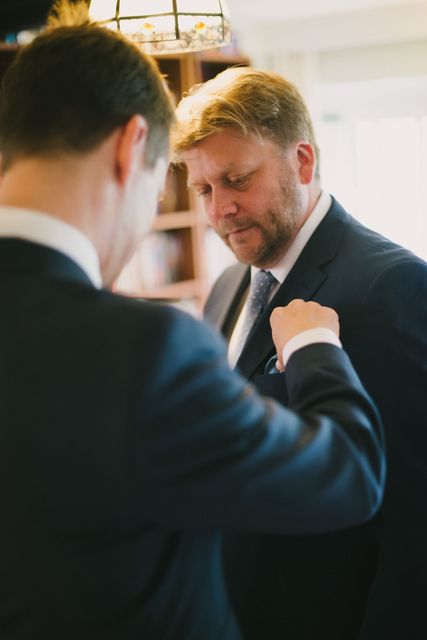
[234,269,278,362]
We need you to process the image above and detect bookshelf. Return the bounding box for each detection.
[116,49,249,312]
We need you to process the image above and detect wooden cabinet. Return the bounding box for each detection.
[116,49,248,312]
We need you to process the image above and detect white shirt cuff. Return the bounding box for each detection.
[281,328,342,369]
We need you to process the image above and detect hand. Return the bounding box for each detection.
[270,299,340,371]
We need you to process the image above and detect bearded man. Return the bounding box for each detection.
[174,67,427,640]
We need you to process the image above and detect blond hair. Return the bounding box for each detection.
[48,0,90,28]
[173,66,320,176]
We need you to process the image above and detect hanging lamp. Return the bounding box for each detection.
[88,1,232,54]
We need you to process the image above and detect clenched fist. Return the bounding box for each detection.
[270,299,340,370]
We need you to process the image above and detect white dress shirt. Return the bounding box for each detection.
[0,206,102,288]
[228,191,341,368]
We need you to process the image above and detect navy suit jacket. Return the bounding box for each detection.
[205,198,427,640]
[0,236,384,639]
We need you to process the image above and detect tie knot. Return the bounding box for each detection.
[249,270,277,305]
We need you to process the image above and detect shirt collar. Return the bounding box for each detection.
[251,190,332,285]
[0,206,102,288]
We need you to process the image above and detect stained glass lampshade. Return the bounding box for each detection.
[89,0,232,54]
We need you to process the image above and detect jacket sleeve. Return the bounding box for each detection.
[133,308,385,535]
[347,258,427,544]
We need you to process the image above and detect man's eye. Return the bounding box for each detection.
[197,188,211,198]
[229,175,249,189]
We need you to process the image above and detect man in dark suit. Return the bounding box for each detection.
[174,67,427,639]
[0,5,385,640]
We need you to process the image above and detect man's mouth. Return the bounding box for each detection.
[228,225,254,238]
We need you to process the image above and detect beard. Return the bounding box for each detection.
[217,171,303,268]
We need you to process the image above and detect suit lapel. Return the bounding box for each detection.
[204,262,249,336]
[237,199,350,378]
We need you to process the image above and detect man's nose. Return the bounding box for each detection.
[209,187,238,222]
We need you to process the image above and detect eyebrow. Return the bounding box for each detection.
[187,164,252,190]
[187,178,206,189]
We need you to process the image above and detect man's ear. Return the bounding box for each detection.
[296,142,316,185]
[115,114,148,186]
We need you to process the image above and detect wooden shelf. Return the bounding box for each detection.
[152,211,196,231]
[134,279,200,301]
[197,48,250,65]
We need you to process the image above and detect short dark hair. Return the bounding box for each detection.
[0,15,174,170]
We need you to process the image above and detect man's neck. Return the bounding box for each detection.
[0,154,118,274]
[0,157,95,228]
